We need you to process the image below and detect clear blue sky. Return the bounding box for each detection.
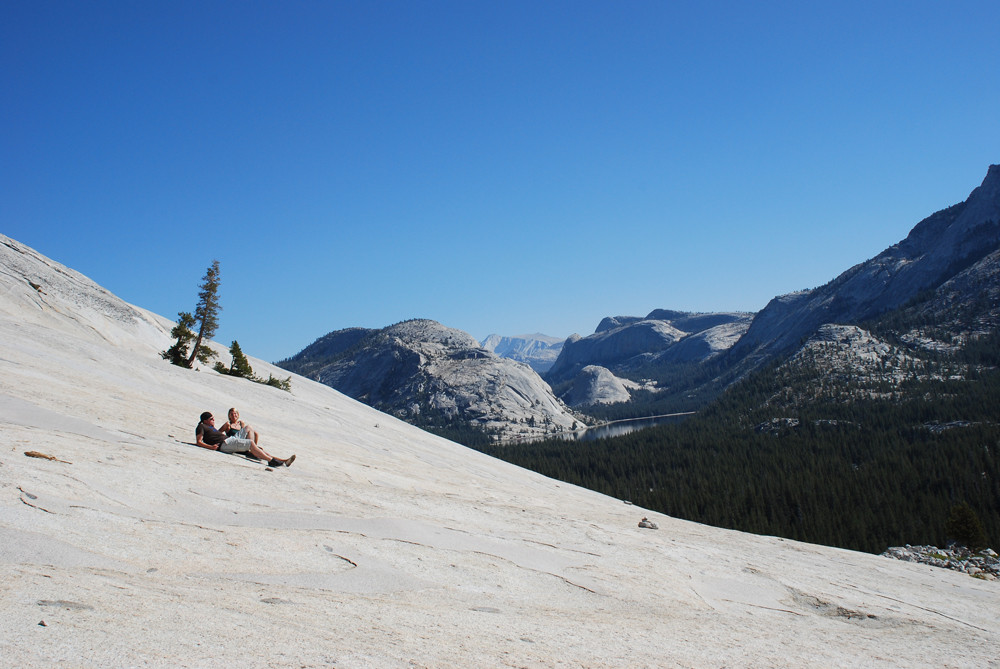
[3,1,999,362]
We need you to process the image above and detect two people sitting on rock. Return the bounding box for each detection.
[195,410,295,468]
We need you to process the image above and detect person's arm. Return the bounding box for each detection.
[219,421,232,434]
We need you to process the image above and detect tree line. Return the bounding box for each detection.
[478,354,1000,554]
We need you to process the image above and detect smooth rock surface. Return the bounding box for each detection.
[2,233,1000,668]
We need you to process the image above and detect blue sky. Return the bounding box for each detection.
[3,1,999,362]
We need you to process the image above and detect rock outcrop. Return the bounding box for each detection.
[561,365,650,406]
[883,545,999,580]
[547,318,688,384]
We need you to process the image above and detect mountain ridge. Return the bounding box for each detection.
[545,310,753,409]
[280,165,1000,430]
[534,165,1000,418]
[730,164,1000,364]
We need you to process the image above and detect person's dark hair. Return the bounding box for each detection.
[200,411,213,422]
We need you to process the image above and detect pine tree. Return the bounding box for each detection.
[161,311,196,367]
[945,502,988,552]
[185,260,222,367]
[226,340,255,379]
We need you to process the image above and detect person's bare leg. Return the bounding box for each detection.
[248,442,274,461]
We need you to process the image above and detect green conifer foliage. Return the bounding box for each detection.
[946,502,989,552]
[264,374,292,391]
[227,340,255,379]
[185,260,222,367]
[161,311,196,367]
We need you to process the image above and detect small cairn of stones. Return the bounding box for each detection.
[881,544,999,580]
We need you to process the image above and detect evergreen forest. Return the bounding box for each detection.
[478,337,1000,555]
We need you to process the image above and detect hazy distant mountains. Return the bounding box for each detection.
[282,164,1000,441]
[479,333,563,373]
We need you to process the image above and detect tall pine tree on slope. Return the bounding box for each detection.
[185,260,222,368]
[162,261,222,368]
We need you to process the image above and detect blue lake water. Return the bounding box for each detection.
[574,412,694,441]
[503,412,694,445]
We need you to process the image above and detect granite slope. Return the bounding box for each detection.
[2,234,999,668]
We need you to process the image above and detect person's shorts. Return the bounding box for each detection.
[218,436,253,454]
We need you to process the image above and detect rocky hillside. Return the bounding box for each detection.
[556,165,1000,415]
[279,319,584,441]
[763,323,949,409]
[749,261,1000,428]
[731,164,1000,366]
[731,168,1000,419]
[560,365,655,406]
[892,245,1000,350]
[546,310,752,407]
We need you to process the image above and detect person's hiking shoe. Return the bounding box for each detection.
[283,454,295,467]
[266,458,283,468]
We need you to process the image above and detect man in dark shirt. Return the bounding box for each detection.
[195,412,295,468]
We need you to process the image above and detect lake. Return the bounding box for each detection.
[502,412,695,445]
[574,412,694,440]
